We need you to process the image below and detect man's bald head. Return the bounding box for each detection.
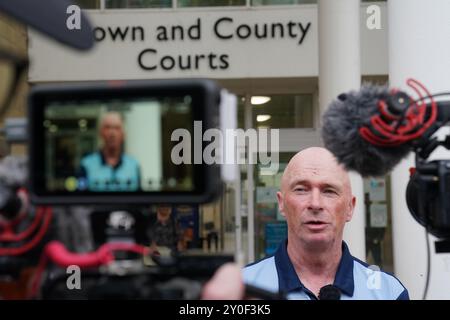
[99,111,125,151]
[280,147,352,195]
[100,112,123,130]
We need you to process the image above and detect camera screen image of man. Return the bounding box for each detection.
[78,111,141,191]
[204,147,409,300]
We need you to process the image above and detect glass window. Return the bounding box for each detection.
[238,94,314,129]
[364,175,394,273]
[75,0,101,8]
[106,0,172,8]
[252,94,313,129]
[178,0,245,7]
[254,152,294,259]
[252,0,316,5]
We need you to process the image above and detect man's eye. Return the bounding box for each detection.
[324,189,337,195]
[294,187,307,192]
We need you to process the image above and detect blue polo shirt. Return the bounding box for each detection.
[79,151,141,192]
[243,240,409,300]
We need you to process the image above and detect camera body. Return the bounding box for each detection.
[404,100,450,250]
[407,159,450,241]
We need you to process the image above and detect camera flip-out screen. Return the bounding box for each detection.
[28,79,222,205]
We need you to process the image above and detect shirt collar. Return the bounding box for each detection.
[274,239,355,297]
[333,241,355,296]
[99,150,123,169]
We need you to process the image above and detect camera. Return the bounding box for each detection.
[390,95,450,252]
[407,160,450,246]
[0,78,238,299]
[400,96,450,252]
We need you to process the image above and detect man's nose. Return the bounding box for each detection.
[308,188,323,211]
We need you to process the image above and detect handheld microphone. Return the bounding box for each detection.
[321,78,439,177]
[318,284,341,300]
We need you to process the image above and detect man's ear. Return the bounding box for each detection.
[346,196,356,222]
[276,191,286,217]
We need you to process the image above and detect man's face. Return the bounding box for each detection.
[277,148,355,250]
[157,206,172,222]
[100,114,124,151]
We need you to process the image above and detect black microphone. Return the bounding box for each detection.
[321,79,441,177]
[318,284,341,300]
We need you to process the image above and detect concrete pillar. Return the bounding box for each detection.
[388,0,450,300]
[318,0,365,260]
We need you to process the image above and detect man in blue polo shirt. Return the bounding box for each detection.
[203,147,409,300]
[242,147,408,300]
[79,112,141,192]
